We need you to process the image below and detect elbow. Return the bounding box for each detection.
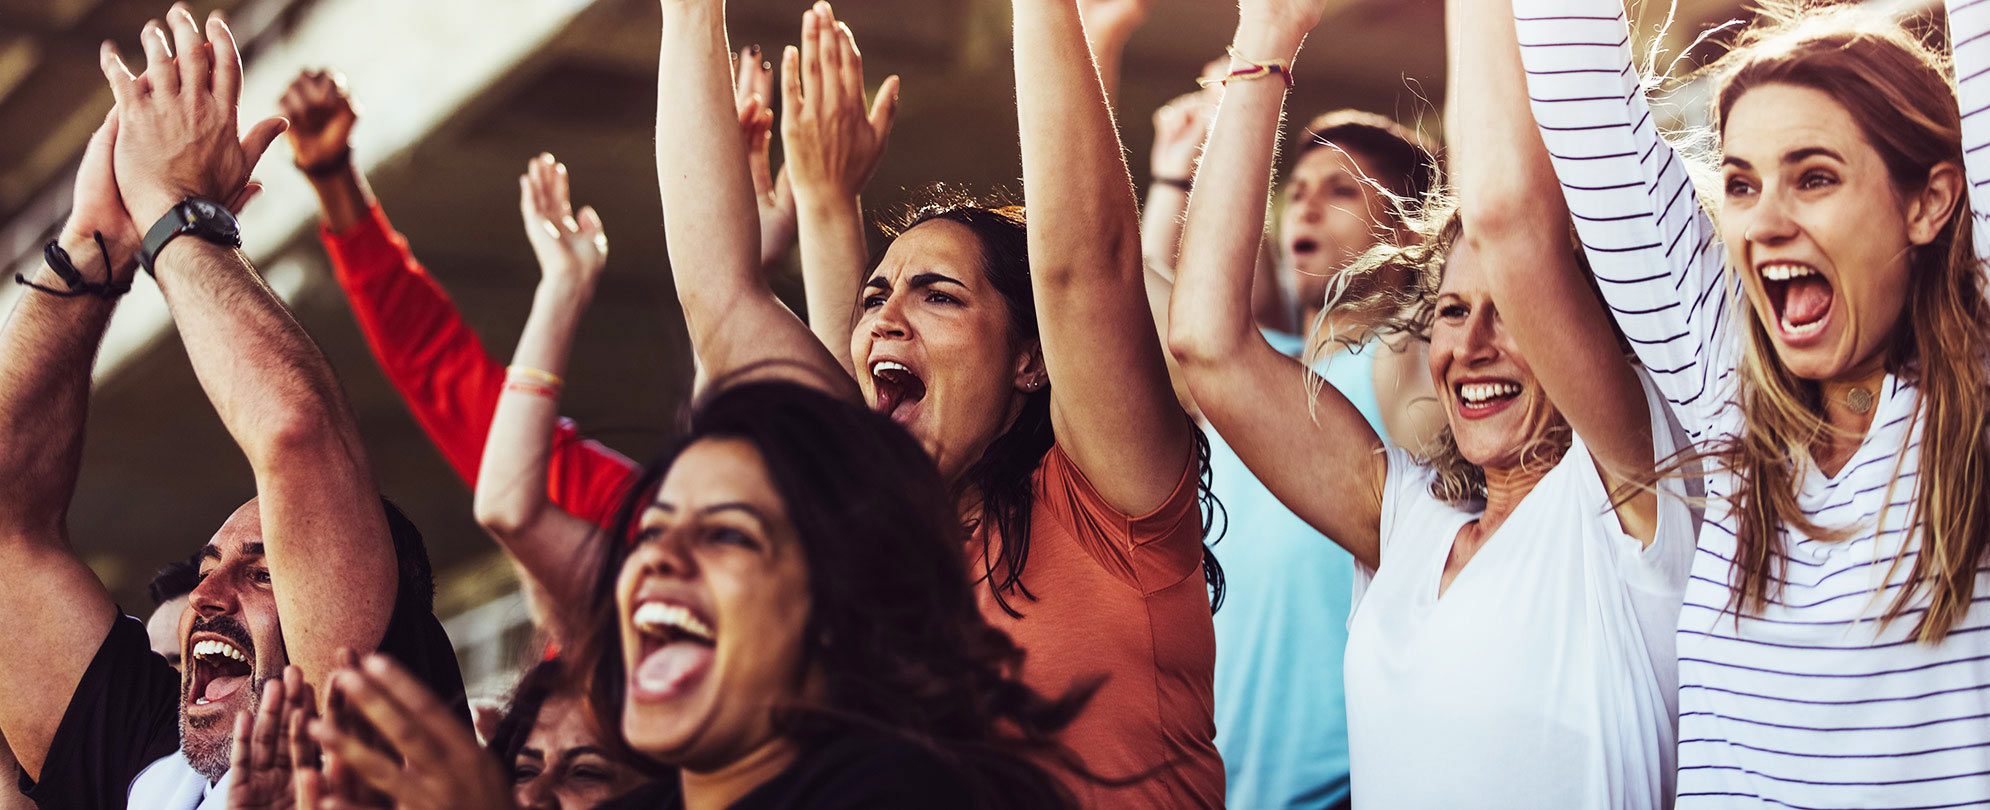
[252,404,362,473]
[472,487,536,541]
[1167,316,1244,372]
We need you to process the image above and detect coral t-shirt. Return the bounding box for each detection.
[975,444,1222,809]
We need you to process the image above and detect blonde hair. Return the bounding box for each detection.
[1305,194,1578,504]
[1698,1,1990,642]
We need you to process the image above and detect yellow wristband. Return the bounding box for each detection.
[507,365,565,388]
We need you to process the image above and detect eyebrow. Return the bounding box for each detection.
[1722,146,1844,171]
[863,272,966,293]
[644,501,771,531]
[517,747,544,761]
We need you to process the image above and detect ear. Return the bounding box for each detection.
[1011,341,1046,394]
[1906,161,1964,246]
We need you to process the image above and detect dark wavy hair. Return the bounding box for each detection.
[878,187,1225,616]
[571,380,1097,808]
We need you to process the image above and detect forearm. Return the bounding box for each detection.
[153,239,395,683]
[1168,21,1301,367]
[474,279,589,535]
[1450,0,1564,245]
[306,163,373,235]
[1015,0,1142,287]
[0,235,120,536]
[1139,183,1189,279]
[794,196,863,374]
[658,2,765,354]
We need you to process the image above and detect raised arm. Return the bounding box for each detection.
[282,71,639,525]
[1949,0,1990,263]
[1452,0,1656,538]
[108,8,393,690]
[780,2,899,376]
[1512,0,1734,440]
[657,0,854,397]
[471,156,611,646]
[1014,0,1192,513]
[0,110,130,781]
[1169,0,1388,565]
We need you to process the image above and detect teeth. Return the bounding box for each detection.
[1458,382,1521,404]
[191,638,249,664]
[1758,263,1817,281]
[872,360,910,376]
[632,601,714,643]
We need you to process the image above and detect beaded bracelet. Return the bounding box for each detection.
[1197,46,1295,90]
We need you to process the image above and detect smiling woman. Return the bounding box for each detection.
[571,381,1094,810]
[1513,0,1990,806]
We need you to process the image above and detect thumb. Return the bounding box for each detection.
[240,116,290,172]
[578,205,607,256]
[227,180,264,215]
[868,75,900,140]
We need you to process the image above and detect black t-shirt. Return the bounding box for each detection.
[21,603,466,810]
[597,732,974,810]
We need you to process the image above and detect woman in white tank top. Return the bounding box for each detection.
[1165,0,1697,807]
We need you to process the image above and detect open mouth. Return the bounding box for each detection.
[1454,379,1522,419]
[629,600,716,702]
[1759,262,1833,342]
[187,636,253,709]
[869,359,927,426]
[1290,237,1321,257]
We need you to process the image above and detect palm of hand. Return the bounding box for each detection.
[65,111,143,273]
[519,155,607,284]
[1243,0,1332,32]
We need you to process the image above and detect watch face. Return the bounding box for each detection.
[189,199,240,241]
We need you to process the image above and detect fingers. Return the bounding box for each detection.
[100,42,139,103]
[252,678,288,769]
[327,667,433,760]
[553,158,574,223]
[230,704,255,775]
[799,8,822,115]
[578,205,608,258]
[779,45,802,125]
[310,716,405,796]
[140,19,177,95]
[208,11,244,103]
[241,115,291,173]
[167,4,211,92]
[749,49,774,113]
[357,655,454,734]
[836,23,863,106]
[815,5,845,109]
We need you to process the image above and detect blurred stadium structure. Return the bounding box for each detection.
[0,0,1930,695]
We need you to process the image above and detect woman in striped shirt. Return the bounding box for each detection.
[1513,1,1990,806]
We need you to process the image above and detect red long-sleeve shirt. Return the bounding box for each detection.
[320,204,637,526]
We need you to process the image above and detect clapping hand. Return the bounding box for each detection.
[735,47,797,267]
[305,653,516,810]
[519,153,608,290]
[98,3,287,232]
[779,1,899,210]
[224,667,315,810]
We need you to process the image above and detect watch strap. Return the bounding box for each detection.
[138,199,242,277]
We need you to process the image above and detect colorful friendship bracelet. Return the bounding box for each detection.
[1197,46,1295,90]
[506,365,565,388]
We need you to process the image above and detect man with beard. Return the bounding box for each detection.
[0,5,465,808]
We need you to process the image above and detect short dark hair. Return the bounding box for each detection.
[148,553,202,608]
[1294,109,1440,204]
[380,497,434,616]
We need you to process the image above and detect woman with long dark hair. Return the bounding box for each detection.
[640,0,1223,804]
[1166,0,1698,806]
[1513,0,1990,806]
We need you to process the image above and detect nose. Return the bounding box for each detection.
[1744,186,1800,247]
[636,527,699,580]
[514,773,557,810]
[187,566,238,618]
[869,291,911,341]
[1458,307,1501,366]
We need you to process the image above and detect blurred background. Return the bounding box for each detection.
[0,0,1903,694]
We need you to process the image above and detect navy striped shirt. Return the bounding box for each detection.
[1514,1,1990,807]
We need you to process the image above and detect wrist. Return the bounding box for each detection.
[55,226,138,282]
[1232,16,1308,62]
[794,189,862,221]
[535,274,599,302]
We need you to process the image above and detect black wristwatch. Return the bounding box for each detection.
[138,198,242,276]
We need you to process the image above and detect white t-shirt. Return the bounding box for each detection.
[128,754,228,810]
[1343,372,1695,809]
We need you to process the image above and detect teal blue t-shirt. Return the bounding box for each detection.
[1209,329,1378,809]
